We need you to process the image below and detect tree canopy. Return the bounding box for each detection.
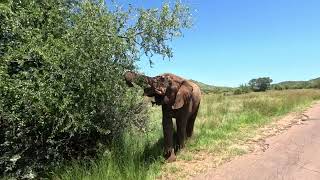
[249,77,273,92]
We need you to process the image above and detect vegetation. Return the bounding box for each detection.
[1,0,319,179]
[192,89,320,150]
[190,80,234,94]
[193,77,320,95]
[0,0,191,178]
[233,84,251,95]
[272,77,320,90]
[53,89,320,179]
[249,77,273,92]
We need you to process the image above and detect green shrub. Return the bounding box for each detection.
[234,84,251,95]
[0,0,191,178]
[0,2,143,178]
[273,85,284,90]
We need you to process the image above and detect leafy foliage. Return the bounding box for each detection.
[0,0,191,178]
[248,77,273,92]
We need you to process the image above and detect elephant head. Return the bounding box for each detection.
[149,74,193,109]
[124,72,193,109]
[124,71,163,101]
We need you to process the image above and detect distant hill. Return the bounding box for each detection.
[310,77,320,84]
[190,80,234,94]
[272,77,320,89]
[189,77,320,94]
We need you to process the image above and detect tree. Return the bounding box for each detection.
[248,77,273,92]
[0,0,192,178]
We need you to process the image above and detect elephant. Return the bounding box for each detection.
[124,71,201,162]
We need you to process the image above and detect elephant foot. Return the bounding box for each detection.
[166,153,176,163]
[164,148,176,163]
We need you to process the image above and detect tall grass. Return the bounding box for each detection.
[53,89,320,179]
[192,90,320,151]
[52,134,163,180]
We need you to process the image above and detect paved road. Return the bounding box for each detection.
[194,103,320,180]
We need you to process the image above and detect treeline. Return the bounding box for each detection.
[235,77,320,95]
[196,77,320,95]
[272,78,320,90]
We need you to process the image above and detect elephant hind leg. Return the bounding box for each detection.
[187,104,200,138]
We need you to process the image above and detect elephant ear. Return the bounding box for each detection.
[172,81,193,109]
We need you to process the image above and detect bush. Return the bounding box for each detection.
[273,85,283,90]
[0,0,191,178]
[234,84,251,95]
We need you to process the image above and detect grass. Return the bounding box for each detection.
[191,90,319,150]
[52,89,320,180]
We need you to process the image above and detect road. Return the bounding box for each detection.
[194,102,320,180]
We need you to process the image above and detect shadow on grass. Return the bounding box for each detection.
[141,137,165,165]
[141,131,180,164]
[108,134,168,179]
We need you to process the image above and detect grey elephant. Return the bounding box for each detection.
[124,71,201,162]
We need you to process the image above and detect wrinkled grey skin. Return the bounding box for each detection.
[124,71,201,162]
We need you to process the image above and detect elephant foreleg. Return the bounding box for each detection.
[162,107,176,162]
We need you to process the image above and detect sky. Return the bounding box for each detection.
[126,0,320,87]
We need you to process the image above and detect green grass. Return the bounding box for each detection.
[52,89,320,180]
[191,90,320,151]
[52,133,164,180]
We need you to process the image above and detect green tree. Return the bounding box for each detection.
[248,77,273,92]
[0,0,191,178]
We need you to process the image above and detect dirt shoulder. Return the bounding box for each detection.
[193,102,320,180]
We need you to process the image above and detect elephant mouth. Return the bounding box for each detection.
[152,95,164,106]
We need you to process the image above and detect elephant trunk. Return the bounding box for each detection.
[124,71,153,87]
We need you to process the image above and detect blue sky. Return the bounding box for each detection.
[128,0,320,87]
